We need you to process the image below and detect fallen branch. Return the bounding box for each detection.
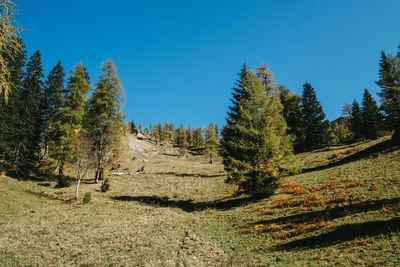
[111,166,145,176]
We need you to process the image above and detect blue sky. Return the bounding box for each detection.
[16,0,400,129]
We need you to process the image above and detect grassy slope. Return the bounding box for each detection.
[0,135,399,266]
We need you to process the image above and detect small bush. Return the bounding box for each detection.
[101,179,110,192]
[83,192,92,203]
[55,176,71,188]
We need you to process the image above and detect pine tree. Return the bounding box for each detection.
[361,89,383,140]
[220,64,294,194]
[279,86,303,152]
[51,63,91,179]
[349,100,362,140]
[300,82,330,151]
[204,123,219,164]
[0,38,25,170]
[42,61,66,160]
[86,59,125,183]
[376,51,400,143]
[14,50,44,174]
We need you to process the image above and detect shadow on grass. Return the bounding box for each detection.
[274,217,400,250]
[252,197,400,226]
[303,140,396,173]
[153,171,226,179]
[112,194,267,212]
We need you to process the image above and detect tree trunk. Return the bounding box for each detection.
[95,168,99,184]
[99,167,104,180]
[58,164,64,179]
[75,175,81,200]
[209,154,214,164]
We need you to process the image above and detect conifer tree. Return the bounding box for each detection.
[204,123,219,164]
[220,64,294,194]
[349,100,362,140]
[186,126,193,147]
[42,61,66,160]
[279,86,303,152]
[175,124,188,155]
[129,120,136,134]
[361,89,383,140]
[14,50,44,174]
[376,51,400,143]
[86,59,124,183]
[300,82,330,151]
[0,38,25,170]
[0,0,21,100]
[51,63,90,179]
[192,127,204,147]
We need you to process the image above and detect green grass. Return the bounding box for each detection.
[0,135,399,266]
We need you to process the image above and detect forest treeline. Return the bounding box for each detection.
[1,1,400,197]
[0,37,125,198]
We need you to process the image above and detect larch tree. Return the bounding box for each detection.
[0,0,21,100]
[300,82,330,151]
[175,124,188,156]
[51,63,91,181]
[376,51,400,143]
[204,123,219,164]
[220,64,294,194]
[86,59,125,183]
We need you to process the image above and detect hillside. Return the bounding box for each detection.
[0,135,399,266]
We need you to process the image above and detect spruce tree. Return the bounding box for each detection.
[349,100,363,140]
[279,86,303,152]
[42,61,66,160]
[175,124,188,155]
[300,82,330,151]
[376,51,400,143]
[14,50,44,174]
[192,127,204,147]
[361,89,383,140]
[86,59,125,183]
[0,38,25,170]
[204,123,219,164]
[220,64,294,194]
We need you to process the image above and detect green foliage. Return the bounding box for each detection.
[300,82,331,151]
[55,175,71,188]
[101,178,110,192]
[0,0,21,100]
[86,59,125,182]
[376,50,400,143]
[279,86,303,151]
[205,123,219,163]
[221,64,294,194]
[361,89,384,140]
[15,50,44,175]
[192,127,204,147]
[175,124,188,155]
[83,192,92,203]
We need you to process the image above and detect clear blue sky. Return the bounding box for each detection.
[16,0,400,129]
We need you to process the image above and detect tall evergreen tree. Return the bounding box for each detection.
[13,50,44,174]
[279,85,303,152]
[300,82,330,151]
[361,89,383,140]
[0,38,25,170]
[192,127,204,147]
[51,63,91,179]
[86,59,125,183]
[376,51,400,143]
[175,124,188,155]
[204,123,219,164]
[42,60,66,160]
[220,64,294,194]
[349,100,363,140]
